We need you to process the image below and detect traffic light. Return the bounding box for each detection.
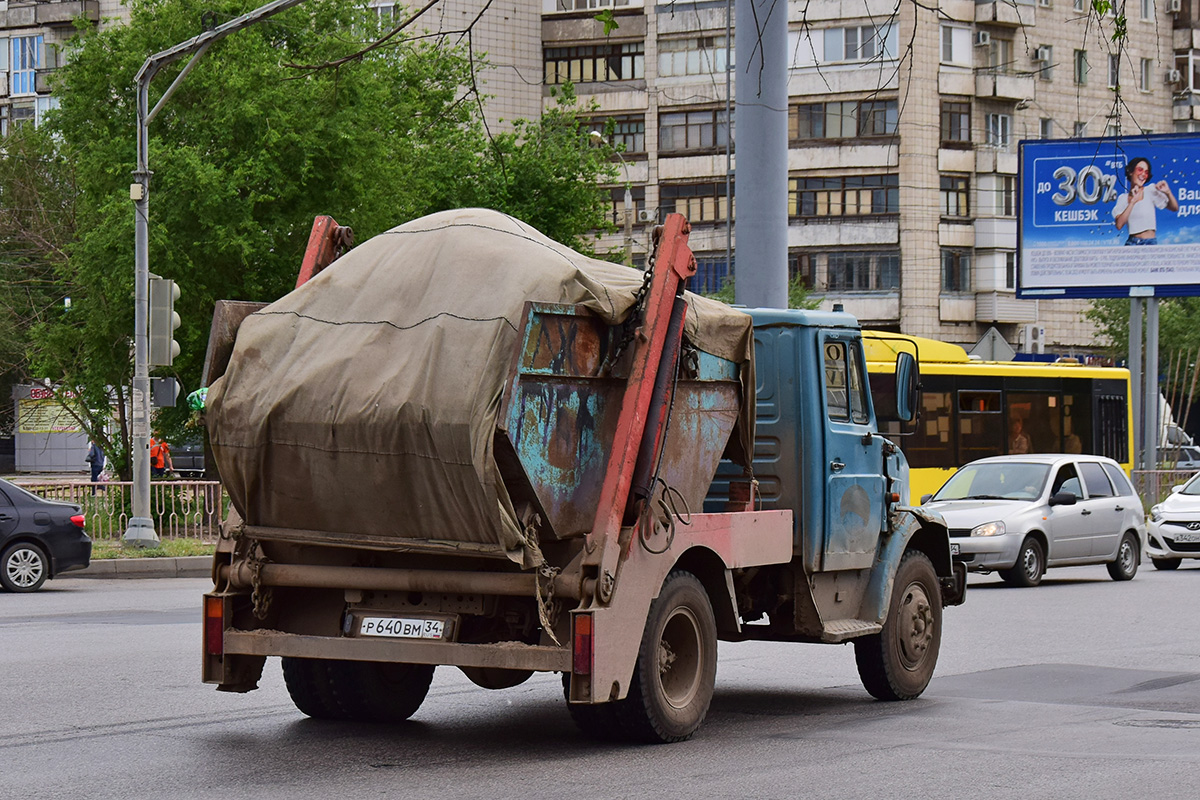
[149,275,181,366]
[151,377,181,407]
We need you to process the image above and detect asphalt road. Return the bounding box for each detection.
[2,565,1199,800]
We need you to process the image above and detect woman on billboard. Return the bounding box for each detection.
[1113,157,1179,245]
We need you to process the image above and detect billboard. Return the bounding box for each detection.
[1019,133,1200,298]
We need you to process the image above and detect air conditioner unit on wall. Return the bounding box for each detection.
[1034,46,1051,62]
[1170,0,1182,13]
[1167,68,1183,85]
[975,30,991,47]
[636,209,656,224]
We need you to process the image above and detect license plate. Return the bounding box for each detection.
[1173,531,1200,543]
[950,543,961,556]
[359,617,445,639]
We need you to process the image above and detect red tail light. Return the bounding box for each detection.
[70,514,85,528]
[573,613,593,675]
[204,595,225,656]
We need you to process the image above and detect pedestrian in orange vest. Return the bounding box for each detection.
[149,433,174,478]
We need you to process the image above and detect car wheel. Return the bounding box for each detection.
[999,537,1044,587]
[1106,533,1140,581]
[612,570,717,743]
[1,542,49,593]
[854,550,942,701]
[1152,557,1182,571]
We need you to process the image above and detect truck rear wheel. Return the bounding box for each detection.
[562,672,623,740]
[854,550,941,701]
[282,657,435,722]
[613,570,717,743]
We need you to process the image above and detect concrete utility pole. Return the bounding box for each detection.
[124,0,310,547]
[733,0,789,309]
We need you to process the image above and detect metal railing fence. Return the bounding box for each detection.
[15,480,225,540]
[1132,470,1199,510]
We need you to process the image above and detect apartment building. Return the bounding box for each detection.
[544,0,1191,353]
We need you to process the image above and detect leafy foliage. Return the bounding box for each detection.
[1,0,615,476]
[702,274,820,310]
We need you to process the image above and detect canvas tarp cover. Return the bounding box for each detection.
[207,208,754,566]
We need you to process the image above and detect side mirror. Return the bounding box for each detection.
[894,352,919,423]
[1049,491,1077,507]
[1171,485,1184,494]
[920,494,933,505]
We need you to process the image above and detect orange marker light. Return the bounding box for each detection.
[573,613,593,675]
[204,595,225,656]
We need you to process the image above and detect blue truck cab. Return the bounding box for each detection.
[708,308,963,695]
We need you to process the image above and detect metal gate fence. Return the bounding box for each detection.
[16,480,225,540]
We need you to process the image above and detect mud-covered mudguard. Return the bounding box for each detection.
[861,505,965,623]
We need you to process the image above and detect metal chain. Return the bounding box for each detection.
[249,546,273,620]
[608,256,657,369]
[535,564,562,645]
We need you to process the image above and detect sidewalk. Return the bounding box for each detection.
[68,556,211,580]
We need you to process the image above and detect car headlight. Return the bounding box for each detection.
[1150,504,1163,523]
[970,520,1006,537]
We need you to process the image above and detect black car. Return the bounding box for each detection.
[0,478,91,592]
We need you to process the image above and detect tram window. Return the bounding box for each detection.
[903,391,952,468]
[1063,393,1091,455]
[1007,392,1061,454]
[959,390,1003,463]
[1097,395,1128,462]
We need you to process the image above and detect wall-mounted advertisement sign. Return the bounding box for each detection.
[1019,134,1200,298]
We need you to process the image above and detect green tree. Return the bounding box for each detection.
[704,274,821,310]
[2,0,615,477]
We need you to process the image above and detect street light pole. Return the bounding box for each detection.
[123,0,311,547]
[590,130,634,266]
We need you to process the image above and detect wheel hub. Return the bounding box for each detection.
[658,608,702,709]
[7,550,44,588]
[898,583,934,670]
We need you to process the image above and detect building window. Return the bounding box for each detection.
[658,36,729,77]
[11,35,43,97]
[986,113,1012,148]
[1074,120,1087,137]
[941,249,972,292]
[544,42,644,85]
[1040,117,1054,139]
[692,253,733,295]
[1000,176,1016,216]
[607,185,645,225]
[788,251,816,289]
[1073,0,1084,9]
[1140,58,1153,92]
[368,1,401,23]
[556,0,631,9]
[1141,0,1153,18]
[1036,45,1054,81]
[988,38,1014,74]
[791,99,896,140]
[660,182,731,222]
[1108,53,1120,89]
[940,175,970,217]
[824,24,897,62]
[1074,49,1088,85]
[941,25,970,65]
[825,250,901,292]
[1005,251,1016,289]
[941,100,971,144]
[659,109,730,152]
[788,175,900,218]
[590,115,645,154]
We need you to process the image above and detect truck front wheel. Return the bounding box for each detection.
[282,657,435,722]
[613,570,717,743]
[854,550,942,701]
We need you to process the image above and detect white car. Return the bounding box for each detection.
[1148,474,1200,569]
[922,455,1146,587]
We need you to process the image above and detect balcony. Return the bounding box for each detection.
[35,69,57,95]
[35,1,101,27]
[974,1,1032,27]
[975,71,1035,100]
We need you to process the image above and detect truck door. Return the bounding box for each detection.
[821,335,884,570]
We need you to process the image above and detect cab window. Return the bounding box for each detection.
[824,340,869,424]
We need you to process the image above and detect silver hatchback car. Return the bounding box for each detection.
[923,455,1146,587]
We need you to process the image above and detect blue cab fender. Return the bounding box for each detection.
[861,505,961,623]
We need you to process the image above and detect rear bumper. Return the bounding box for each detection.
[52,535,92,576]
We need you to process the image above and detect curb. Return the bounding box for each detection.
[68,555,211,580]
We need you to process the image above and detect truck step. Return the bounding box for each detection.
[821,619,883,643]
